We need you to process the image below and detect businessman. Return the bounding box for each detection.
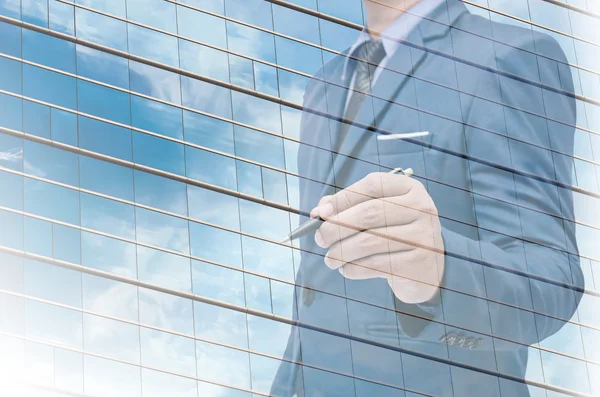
[272,0,584,396]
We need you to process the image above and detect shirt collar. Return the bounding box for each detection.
[342,0,445,80]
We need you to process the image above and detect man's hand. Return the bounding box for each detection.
[312,172,445,304]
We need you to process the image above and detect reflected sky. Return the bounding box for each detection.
[0,1,599,396]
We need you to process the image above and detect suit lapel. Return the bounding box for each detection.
[330,0,470,188]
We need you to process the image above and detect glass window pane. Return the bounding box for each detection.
[0,93,22,131]
[318,0,364,24]
[0,57,21,95]
[81,231,137,277]
[194,301,248,348]
[83,313,140,364]
[82,273,138,322]
[24,254,81,307]
[181,77,232,119]
[187,185,240,229]
[138,287,194,335]
[77,80,131,125]
[0,21,21,57]
[262,167,288,204]
[225,0,272,29]
[137,245,192,292]
[185,146,237,191]
[52,223,81,264]
[129,61,181,104]
[191,260,245,306]
[54,347,83,392]
[75,8,128,51]
[182,110,234,154]
[241,235,295,281]
[234,125,285,168]
[49,0,75,35]
[229,54,254,90]
[127,0,177,33]
[274,35,323,76]
[25,300,82,349]
[134,170,187,216]
[76,45,129,89]
[236,160,262,197]
[177,5,227,48]
[0,170,23,210]
[51,108,78,146]
[75,0,125,17]
[23,100,51,139]
[183,0,224,14]
[244,273,271,312]
[24,178,80,225]
[0,209,23,250]
[0,0,20,19]
[23,64,76,109]
[197,381,251,397]
[0,133,23,172]
[22,0,48,27]
[23,140,79,186]
[140,327,196,376]
[131,96,183,140]
[22,28,76,73]
[78,116,132,161]
[272,4,320,44]
[141,368,197,397]
[195,340,251,389]
[81,192,135,240]
[135,207,190,254]
[83,355,141,397]
[254,61,279,97]
[226,21,276,64]
[232,91,282,134]
[239,198,290,240]
[128,24,178,67]
[133,131,185,176]
[179,39,229,82]
[189,222,242,268]
[24,258,81,308]
[80,155,134,201]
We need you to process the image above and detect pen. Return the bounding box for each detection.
[280,167,414,244]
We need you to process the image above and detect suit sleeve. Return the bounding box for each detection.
[396,35,584,345]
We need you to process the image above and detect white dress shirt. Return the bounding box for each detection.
[342,0,445,112]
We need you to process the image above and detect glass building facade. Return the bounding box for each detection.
[0,0,598,396]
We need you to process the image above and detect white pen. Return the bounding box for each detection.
[377,131,430,140]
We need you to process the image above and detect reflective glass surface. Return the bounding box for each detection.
[0,0,598,396]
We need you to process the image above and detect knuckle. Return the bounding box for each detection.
[359,231,379,250]
[361,201,381,227]
[364,173,383,197]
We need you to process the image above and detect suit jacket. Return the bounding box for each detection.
[272,1,585,396]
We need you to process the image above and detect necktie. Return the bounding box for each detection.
[343,38,387,128]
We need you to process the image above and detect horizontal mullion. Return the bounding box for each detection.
[266,0,600,77]
[1,53,599,234]
[1,285,598,393]
[0,157,597,324]
[52,0,600,107]
[2,123,599,289]
[0,124,596,294]
[0,250,593,397]
[541,0,600,18]
[2,42,600,206]
[3,12,600,184]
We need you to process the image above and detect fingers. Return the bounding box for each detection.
[324,224,419,270]
[335,249,420,280]
[315,194,431,248]
[312,172,418,219]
